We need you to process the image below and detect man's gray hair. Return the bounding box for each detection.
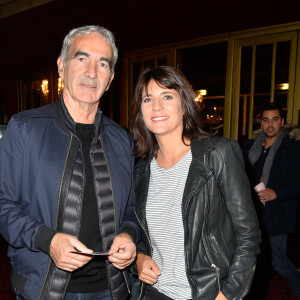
[60,25,118,73]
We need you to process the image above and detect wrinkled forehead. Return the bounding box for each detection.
[68,32,113,60]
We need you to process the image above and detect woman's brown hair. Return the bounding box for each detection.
[130,66,208,159]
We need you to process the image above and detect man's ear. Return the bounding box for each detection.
[281,118,284,126]
[105,72,115,91]
[57,57,64,79]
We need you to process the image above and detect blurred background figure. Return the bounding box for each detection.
[246,102,300,300]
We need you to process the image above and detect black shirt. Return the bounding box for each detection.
[67,123,108,293]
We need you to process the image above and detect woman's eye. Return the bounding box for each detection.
[143,97,152,103]
[164,95,172,100]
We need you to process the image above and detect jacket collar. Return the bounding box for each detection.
[53,96,103,139]
[190,135,214,157]
[136,135,214,175]
[134,136,215,223]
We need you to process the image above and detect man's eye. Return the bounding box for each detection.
[100,62,109,68]
[78,57,86,62]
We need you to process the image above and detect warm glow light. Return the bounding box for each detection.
[197,89,207,96]
[195,95,202,102]
[41,80,49,96]
[194,89,207,102]
[275,83,289,90]
[58,78,64,95]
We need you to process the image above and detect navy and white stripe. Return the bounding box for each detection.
[146,150,192,300]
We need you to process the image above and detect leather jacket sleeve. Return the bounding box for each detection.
[216,140,261,300]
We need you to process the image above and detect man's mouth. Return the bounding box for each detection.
[81,83,96,88]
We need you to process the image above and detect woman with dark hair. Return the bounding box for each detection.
[130,66,260,300]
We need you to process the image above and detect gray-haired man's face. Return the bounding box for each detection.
[57,32,114,107]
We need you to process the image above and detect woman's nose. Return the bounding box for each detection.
[152,99,163,111]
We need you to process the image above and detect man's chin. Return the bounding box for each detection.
[265,132,278,139]
[77,94,101,104]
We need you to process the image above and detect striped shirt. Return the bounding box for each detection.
[146,150,192,300]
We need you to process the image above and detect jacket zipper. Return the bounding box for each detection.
[98,136,120,295]
[123,270,130,293]
[38,136,73,299]
[99,136,117,235]
[200,153,221,292]
[183,179,211,299]
[239,264,256,299]
[209,233,230,267]
[134,209,152,300]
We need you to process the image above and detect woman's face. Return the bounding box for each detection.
[141,79,184,138]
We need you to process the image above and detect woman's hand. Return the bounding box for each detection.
[215,291,228,300]
[136,253,161,285]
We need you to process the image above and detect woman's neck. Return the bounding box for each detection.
[156,135,191,168]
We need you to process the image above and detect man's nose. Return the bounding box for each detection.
[85,61,97,79]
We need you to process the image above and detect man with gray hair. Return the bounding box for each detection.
[0,25,139,300]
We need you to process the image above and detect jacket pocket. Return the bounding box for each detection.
[208,233,230,270]
[11,269,28,299]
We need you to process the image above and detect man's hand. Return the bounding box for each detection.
[257,188,277,204]
[50,233,93,272]
[136,253,160,285]
[215,291,228,300]
[108,233,136,270]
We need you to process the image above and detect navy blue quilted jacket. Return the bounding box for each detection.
[0,97,140,300]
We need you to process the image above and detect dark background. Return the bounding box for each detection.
[1,0,300,118]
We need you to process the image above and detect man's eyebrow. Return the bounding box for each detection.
[73,51,90,58]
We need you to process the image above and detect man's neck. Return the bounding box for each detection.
[264,136,277,149]
[63,95,99,124]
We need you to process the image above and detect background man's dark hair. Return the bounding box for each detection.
[261,102,284,118]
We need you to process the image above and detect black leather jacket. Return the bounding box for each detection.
[134,136,261,300]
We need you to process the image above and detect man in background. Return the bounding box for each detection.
[0,25,139,300]
[247,102,300,299]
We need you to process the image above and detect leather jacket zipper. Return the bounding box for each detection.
[200,153,221,292]
[240,264,256,299]
[183,177,211,298]
[209,233,230,267]
[211,264,221,290]
[134,209,152,300]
